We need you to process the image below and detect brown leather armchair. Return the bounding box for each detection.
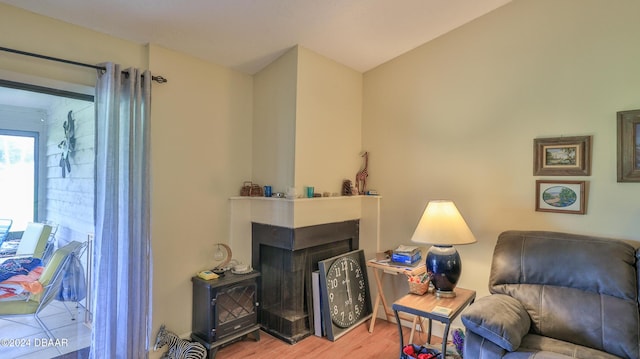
[462,231,639,359]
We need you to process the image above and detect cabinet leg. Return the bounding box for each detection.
[248,329,261,342]
[207,347,219,359]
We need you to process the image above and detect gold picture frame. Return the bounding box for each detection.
[533,136,592,176]
[536,180,587,215]
[617,109,640,182]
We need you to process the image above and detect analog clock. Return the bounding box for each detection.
[318,249,372,341]
[326,256,366,328]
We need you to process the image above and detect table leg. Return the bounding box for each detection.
[369,268,384,332]
[375,270,393,321]
[418,318,426,337]
[369,291,381,332]
[441,323,451,359]
[427,318,432,344]
[370,268,395,333]
[408,315,419,343]
[408,315,428,344]
[394,309,404,358]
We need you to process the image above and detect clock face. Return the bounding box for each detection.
[325,256,367,328]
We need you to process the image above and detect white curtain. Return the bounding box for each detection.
[91,63,152,359]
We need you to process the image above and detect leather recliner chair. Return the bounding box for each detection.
[461,230,639,359]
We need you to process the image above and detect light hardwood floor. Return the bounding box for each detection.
[1,312,441,358]
[214,319,443,359]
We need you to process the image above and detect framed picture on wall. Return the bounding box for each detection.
[533,136,592,176]
[535,180,587,215]
[617,109,640,182]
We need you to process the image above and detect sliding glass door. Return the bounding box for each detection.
[0,130,38,231]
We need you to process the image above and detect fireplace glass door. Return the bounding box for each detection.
[214,282,257,340]
[215,282,257,339]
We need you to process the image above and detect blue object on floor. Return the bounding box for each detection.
[0,219,12,246]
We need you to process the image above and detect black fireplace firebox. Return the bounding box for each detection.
[251,220,359,344]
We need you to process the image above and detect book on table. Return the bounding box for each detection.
[392,245,421,265]
[393,245,420,254]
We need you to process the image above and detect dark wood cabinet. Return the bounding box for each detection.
[191,271,261,359]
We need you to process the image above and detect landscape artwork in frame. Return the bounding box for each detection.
[617,109,640,182]
[533,136,591,176]
[536,180,587,214]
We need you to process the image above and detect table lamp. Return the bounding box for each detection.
[410,200,476,297]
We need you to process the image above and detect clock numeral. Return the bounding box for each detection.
[330,278,338,289]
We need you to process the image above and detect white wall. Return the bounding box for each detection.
[252,47,298,193]
[0,4,145,87]
[362,0,640,308]
[148,44,253,342]
[295,47,363,195]
[45,97,95,245]
[252,46,363,196]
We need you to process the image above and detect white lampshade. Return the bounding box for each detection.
[410,200,477,245]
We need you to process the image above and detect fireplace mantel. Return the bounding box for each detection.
[228,195,381,276]
[230,195,367,228]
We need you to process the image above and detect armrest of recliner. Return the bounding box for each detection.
[461,294,531,352]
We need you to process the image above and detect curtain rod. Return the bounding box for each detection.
[0,46,168,84]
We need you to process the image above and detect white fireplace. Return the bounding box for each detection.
[228,195,381,343]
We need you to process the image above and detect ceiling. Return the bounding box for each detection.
[0,0,511,75]
[0,86,61,111]
[0,84,93,115]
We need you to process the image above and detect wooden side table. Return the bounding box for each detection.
[366,259,427,338]
[392,287,476,358]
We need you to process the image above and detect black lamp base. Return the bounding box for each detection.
[426,245,462,297]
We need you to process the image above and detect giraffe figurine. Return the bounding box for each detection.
[355,151,369,195]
